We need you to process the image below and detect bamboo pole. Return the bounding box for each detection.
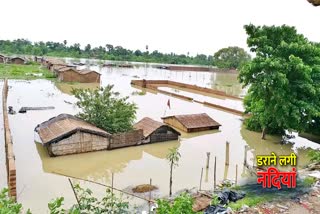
[68,178,80,206]
[149,178,152,214]
[206,152,210,169]
[199,168,203,191]
[111,172,114,194]
[235,164,238,186]
[205,167,209,183]
[244,145,248,166]
[214,156,217,192]
[225,141,230,166]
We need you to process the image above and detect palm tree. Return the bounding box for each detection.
[166,147,181,197]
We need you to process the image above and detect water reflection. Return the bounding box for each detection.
[36,140,180,184]
[55,82,100,95]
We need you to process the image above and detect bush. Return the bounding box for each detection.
[156,193,194,214]
[308,149,320,162]
[0,188,26,214]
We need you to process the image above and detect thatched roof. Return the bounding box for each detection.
[162,113,221,129]
[133,117,180,137]
[46,58,66,65]
[58,67,77,72]
[35,114,111,145]
[10,57,25,62]
[77,69,101,75]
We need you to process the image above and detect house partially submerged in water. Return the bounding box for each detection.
[35,114,111,156]
[133,117,180,144]
[57,68,101,83]
[162,113,221,133]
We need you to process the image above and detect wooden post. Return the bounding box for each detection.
[244,145,248,166]
[68,178,80,206]
[206,152,211,169]
[235,164,238,186]
[199,168,203,191]
[214,156,217,191]
[149,178,152,214]
[225,141,230,166]
[111,172,114,194]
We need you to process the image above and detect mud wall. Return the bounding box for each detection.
[131,79,246,116]
[58,70,100,83]
[109,129,143,149]
[48,132,110,156]
[2,79,16,200]
[131,79,242,100]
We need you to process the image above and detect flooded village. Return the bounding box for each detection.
[0,54,320,213]
[1,1,320,213]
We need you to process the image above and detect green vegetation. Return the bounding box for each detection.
[239,24,320,138]
[131,90,146,96]
[0,64,55,79]
[0,39,213,66]
[211,194,220,206]
[228,193,273,210]
[308,149,320,162]
[156,193,194,214]
[49,184,129,213]
[0,188,29,214]
[72,85,137,134]
[302,176,317,187]
[166,147,181,197]
[213,46,251,69]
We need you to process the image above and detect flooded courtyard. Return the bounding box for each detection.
[1,64,320,213]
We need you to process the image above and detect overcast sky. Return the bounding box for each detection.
[0,0,319,55]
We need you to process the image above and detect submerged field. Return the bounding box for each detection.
[0,61,319,213]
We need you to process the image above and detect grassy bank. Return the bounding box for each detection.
[0,63,55,80]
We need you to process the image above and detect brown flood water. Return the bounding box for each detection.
[1,64,319,213]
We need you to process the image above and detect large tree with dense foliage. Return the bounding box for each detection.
[239,24,320,139]
[72,85,137,134]
[213,46,251,69]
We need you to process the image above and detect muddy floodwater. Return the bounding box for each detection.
[1,64,320,213]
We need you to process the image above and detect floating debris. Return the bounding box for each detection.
[19,106,55,113]
[8,106,16,115]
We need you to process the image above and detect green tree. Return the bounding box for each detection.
[72,85,137,134]
[239,24,320,139]
[214,46,251,69]
[166,147,181,197]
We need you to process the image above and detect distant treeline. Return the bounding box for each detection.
[0,39,214,65]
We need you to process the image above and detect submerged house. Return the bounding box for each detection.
[57,69,101,83]
[44,58,67,71]
[133,117,180,144]
[9,57,25,64]
[35,114,111,156]
[162,113,221,133]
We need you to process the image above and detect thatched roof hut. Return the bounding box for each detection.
[9,57,25,64]
[35,114,111,156]
[133,117,180,144]
[57,68,101,83]
[162,113,221,133]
